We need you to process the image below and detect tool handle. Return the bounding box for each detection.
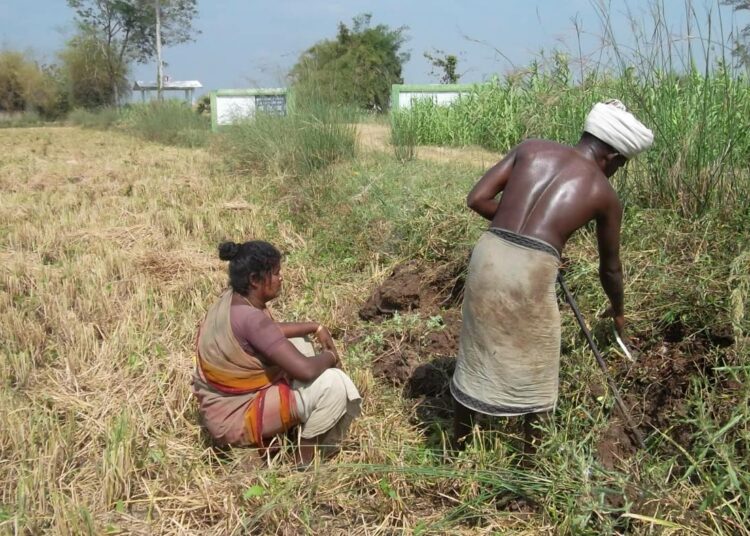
[557,273,647,450]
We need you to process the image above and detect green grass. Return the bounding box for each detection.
[217,101,358,182]
[65,101,211,148]
[124,101,210,148]
[0,111,45,128]
[391,65,750,219]
[67,107,121,129]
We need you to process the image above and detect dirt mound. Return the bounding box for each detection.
[368,307,462,426]
[359,260,464,321]
[596,328,735,469]
[370,309,461,389]
[362,261,739,467]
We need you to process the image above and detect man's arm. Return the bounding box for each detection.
[466,145,519,220]
[596,193,625,321]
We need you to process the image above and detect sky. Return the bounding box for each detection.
[1,1,747,98]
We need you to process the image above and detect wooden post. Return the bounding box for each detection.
[155,0,163,102]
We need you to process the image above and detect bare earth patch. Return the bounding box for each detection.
[357,123,500,168]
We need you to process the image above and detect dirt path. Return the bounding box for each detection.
[357,123,501,169]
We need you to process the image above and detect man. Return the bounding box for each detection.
[450,99,653,448]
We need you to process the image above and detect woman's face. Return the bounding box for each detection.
[260,263,283,301]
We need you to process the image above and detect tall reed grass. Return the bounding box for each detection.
[123,101,210,148]
[392,5,750,218]
[218,101,358,180]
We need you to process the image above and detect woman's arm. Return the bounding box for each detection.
[279,322,338,355]
[239,311,338,383]
[264,340,337,383]
[278,321,318,339]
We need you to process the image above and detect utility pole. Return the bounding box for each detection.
[155,0,163,101]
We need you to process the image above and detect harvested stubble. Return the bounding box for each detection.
[1,125,748,535]
[0,127,510,534]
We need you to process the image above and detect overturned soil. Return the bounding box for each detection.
[359,260,464,424]
[361,261,739,469]
[359,260,465,321]
[596,325,737,469]
[369,309,461,395]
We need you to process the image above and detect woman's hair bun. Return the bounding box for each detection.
[218,241,241,261]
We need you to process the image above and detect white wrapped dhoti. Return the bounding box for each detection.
[451,228,561,416]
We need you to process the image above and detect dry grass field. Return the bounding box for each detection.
[1,125,748,535]
[0,127,483,534]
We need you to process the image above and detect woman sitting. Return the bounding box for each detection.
[192,240,361,464]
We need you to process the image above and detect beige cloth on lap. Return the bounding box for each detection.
[451,230,561,416]
[289,338,361,441]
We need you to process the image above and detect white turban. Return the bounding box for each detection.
[583,99,654,158]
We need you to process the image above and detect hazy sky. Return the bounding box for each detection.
[1,1,747,97]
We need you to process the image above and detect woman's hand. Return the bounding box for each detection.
[316,326,336,351]
[314,325,340,366]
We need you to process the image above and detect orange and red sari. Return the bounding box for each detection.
[192,290,299,446]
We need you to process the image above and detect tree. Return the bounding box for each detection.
[424,49,461,84]
[66,0,199,105]
[60,27,130,109]
[290,13,409,111]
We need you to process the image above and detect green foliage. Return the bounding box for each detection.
[59,27,130,109]
[424,48,461,84]
[67,107,122,129]
[195,94,210,116]
[67,0,199,63]
[392,59,750,218]
[290,13,409,111]
[0,50,67,119]
[124,100,209,147]
[218,100,357,181]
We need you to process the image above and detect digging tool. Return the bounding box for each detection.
[557,272,647,450]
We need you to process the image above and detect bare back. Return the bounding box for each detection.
[490,140,618,252]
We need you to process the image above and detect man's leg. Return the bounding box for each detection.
[452,397,475,450]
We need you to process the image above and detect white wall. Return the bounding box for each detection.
[215,96,257,126]
[397,91,465,109]
[215,93,288,126]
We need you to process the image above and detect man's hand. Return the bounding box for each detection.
[601,306,629,345]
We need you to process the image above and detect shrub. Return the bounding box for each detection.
[218,101,357,180]
[67,107,121,129]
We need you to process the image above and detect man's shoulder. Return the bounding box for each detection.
[516,139,579,162]
[518,138,569,152]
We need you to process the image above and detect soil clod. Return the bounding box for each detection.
[359,260,465,321]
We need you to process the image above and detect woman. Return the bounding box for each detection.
[192,240,361,463]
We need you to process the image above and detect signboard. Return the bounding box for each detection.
[255,94,287,115]
[210,89,289,131]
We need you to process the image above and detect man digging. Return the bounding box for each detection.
[450,99,653,451]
